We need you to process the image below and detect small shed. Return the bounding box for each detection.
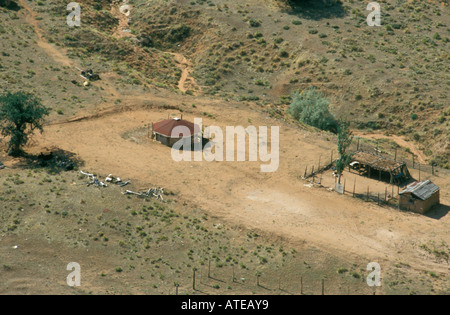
[399,180,440,214]
[350,151,411,184]
[152,118,201,147]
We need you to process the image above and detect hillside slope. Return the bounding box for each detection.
[1,0,448,167]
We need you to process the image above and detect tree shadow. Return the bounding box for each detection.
[279,288,295,295]
[284,0,348,20]
[424,204,449,220]
[15,148,84,174]
[207,276,226,283]
[0,0,20,11]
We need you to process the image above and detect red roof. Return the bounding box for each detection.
[153,118,201,137]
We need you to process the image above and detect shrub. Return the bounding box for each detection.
[248,19,261,27]
[287,87,338,133]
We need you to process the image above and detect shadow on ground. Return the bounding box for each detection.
[284,0,348,20]
[424,204,449,220]
[0,0,20,11]
[16,148,83,173]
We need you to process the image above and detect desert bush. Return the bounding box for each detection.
[248,18,261,27]
[288,87,338,133]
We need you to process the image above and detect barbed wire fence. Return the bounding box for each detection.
[174,263,378,295]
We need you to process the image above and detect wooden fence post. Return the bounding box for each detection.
[232,265,235,283]
[322,279,325,295]
[300,276,303,295]
[208,259,211,278]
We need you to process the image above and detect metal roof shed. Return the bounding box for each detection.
[399,180,440,214]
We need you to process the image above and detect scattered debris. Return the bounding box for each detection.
[123,187,164,200]
[80,171,130,189]
[105,174,121,183]
[80,69,100,81]
[80,171,107,187]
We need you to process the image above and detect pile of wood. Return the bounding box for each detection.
[123,187,164,200]
[80,171,108,187]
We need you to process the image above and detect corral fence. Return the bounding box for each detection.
[301,137,448,210]
[349,138,450,177]
[175,263,379,295]
[304,139,449,180]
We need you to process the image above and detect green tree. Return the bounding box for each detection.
[288,86,338,133]
[0,91,50,156]
[335,120,353,184]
